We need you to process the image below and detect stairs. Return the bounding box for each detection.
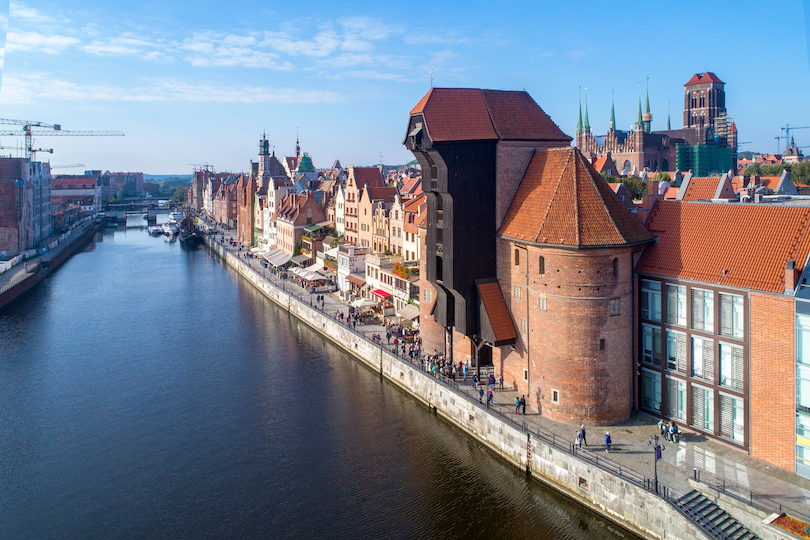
[675,490,760,540]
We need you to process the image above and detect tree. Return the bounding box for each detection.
[792,161,810,185]
[171,186,187,204]
[652,171,671,184]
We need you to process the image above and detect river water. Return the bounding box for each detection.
[0,223,637,540]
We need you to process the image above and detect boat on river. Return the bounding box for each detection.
[162,221,180,236]
[147,225,163,236]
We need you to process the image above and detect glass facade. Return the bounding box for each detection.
[796,311,810,479]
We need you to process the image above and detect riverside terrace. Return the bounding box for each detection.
[198,215,810,530]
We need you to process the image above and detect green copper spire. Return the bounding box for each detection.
[577,98,583,134]
[636,96,643,128]
[583,91,590,131]
[609,93,616,131]
[667,101,671,130]
[645,88,650,114]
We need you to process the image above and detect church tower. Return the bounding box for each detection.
[683,72,726,135]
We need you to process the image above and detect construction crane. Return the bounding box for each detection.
[781,124,810,145]
[50,163,85,169]
[0,118,124,161]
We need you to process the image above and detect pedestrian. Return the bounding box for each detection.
[575,431,582,449]
[386,331,391,344]
[605,431,612,453]
[515,396,521,415]
[669,422,678,444]
[580,424,588,447]
[658,419,667,437]
[472,372,477,386]
[488,373,495,388]
[520,395,526,415]
[487,389,493,406]
[478,387,484,403]
[499,375,504,390]
[463,362,468,380]
[663,422,671,442]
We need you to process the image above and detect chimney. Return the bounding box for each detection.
[786,260,800,294]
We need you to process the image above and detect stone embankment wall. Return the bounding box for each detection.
[205,237,706,540]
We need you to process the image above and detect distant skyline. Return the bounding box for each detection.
[0,0,807,173]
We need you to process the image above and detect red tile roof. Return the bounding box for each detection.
[476,279,517,345]
[680,177,722,201]
[410,88,570,143]
[760,176,781,189]
[638,201,810,293]
[350,166,385,189]
[685,72,725,86]
[498,147,654,247]
[366,186,398,203]
[664,187,679,199]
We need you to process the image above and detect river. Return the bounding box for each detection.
[0,222,637,539]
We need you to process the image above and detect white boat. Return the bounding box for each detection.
[162,221,180,235]
[168,211,183,222]
[147,225,163,236]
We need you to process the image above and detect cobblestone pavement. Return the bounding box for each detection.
[200,218,810,520]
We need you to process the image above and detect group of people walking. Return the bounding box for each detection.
[658,419,679,443]
[575,425,612,453]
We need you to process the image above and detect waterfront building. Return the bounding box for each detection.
[401,195,425,263]
[358,183,398,253]
[213,180,238,228]
[236,172,256,246]
[334,184,346,237]
[51,174,101,230]
[0,157,52,255]
[404,87,571,371]
[273,191,325,255]
[343,166,384,246]
[636,198,810,479]
[388,195,404,257]
[336,243,368,300]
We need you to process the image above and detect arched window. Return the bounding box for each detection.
[538,256,545,274]
[613,258,618,278]
[514,249,519,266]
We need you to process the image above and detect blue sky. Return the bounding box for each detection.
[0,0,807,174]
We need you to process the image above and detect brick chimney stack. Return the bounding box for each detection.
[785,260,800,294]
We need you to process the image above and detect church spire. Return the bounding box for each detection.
[667,100,671,130]
[577,97,583,134]
[609,91,616,131]
[636,95,643,129]
[583,89,590,131]
[642,80,652,133]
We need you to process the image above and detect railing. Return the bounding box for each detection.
[0,271,34,295]
[698,477,810,523]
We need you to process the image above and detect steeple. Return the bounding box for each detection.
[583,90,590,132]
[609,92,616,131]
[577,96,583,134]
[642,81,652,133]
[667,101,671,130]
[295,129,300,160]
[636,96,643,129]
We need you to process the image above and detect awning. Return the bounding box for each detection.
[316,267,335,278]
[346,274,365,286]
[476,278,517,347]
[398,304,420,321]
[250,247,264,253]
[263,249,291,267]
[290,254,310,265]
[371,289,392,299]
[324,246,339,258]
[303,223,324,233]
[352,298,376,308]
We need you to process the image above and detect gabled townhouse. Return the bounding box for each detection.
[213,181,238,227]
[336,244,368,300]
[274,191,326,255]
[402,194,425,263]
[358,183,397,252]
[343,166,385,245]
[263,177,293,248]
[334,184,346,237]
[388,195,404,257]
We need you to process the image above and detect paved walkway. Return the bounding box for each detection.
[200,217,810,521]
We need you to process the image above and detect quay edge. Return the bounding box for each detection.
[202,234,711,540]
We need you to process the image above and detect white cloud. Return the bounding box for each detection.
[9,1,57,24]
[0,74,346,104]
[6,31,80,54]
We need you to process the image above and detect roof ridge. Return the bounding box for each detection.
[480,88,499,139]
[789,208,810,270]
[572,150,580,246]
[539,150,571,242]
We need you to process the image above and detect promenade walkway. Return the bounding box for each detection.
[202,218,810,523]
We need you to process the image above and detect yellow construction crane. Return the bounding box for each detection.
[0,118,124,161]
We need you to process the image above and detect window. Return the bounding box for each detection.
[691,384,714,432]
[719,393,744,442]
[520,319,528,333]
[551,389,559,403]
[692,336,714,382]
[610,298,621,316]
[719,343,744,391]
[642,369,662,412]
[538,297,547,311]
[666,330,687,372]
[666,285,687,326]
[538,256,545,274]
[424,289,432,302]
[641,279,661,321]
[642,324,662,366]
[514,286,522,299]
[719,293,744,339]
[665,376,687,421]
[523,368,529,381]
[613,258,618,278]
[799,363,810,410]
[599,339,605,351]
[691,288,714,332]
[514,249,519,266]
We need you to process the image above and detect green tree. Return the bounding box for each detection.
[171,186,187,204]
[652,171,671,183]
[792,161,810,185]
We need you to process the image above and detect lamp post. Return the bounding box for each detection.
[648,435,665,494]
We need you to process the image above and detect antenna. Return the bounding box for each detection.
[430,65,434,88]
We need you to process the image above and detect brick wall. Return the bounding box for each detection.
[417,223,444,355]
[498,238,635,424]
[749,293,795,470]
